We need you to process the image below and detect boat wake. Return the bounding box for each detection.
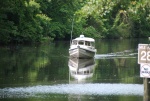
[95,50,137,59]
[0,83,143,98]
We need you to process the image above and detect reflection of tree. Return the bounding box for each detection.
[94,39,142,84]
[0,42,69,86]
[114,58,126,67]
[94,57,141,84]
[96,39,138,54]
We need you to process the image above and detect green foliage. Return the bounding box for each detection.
[0,0,52,43]
[45,0,84,40]
[0,0,150,44]
[127,1,150,37]
[74,0,150,39]
[0,20,18,43]
[0,0,19,43]
[36,14,51,37]
[84,26,100,38]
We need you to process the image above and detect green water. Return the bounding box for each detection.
[0,39,149,101]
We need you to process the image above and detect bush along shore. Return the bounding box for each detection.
[0,0,150,44]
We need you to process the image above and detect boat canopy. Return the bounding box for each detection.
[73,35,95,42]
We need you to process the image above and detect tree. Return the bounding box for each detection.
[0,0,19,43]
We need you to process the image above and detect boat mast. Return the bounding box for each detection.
[70,14,75,45]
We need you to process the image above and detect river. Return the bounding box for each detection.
[0,38,149,101]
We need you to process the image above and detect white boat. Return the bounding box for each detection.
[69,35,96,58]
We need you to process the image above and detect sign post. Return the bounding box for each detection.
[138,44,150,101]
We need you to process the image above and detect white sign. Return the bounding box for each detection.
[140,64,150,78]
[138,44,150,64]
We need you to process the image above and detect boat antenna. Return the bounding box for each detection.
[70,14,75,45]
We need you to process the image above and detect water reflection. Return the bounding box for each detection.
[0,39,149,101]
[68,58,95,83]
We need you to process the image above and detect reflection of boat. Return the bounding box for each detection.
[68,58,95,80]
[69,35,96,58]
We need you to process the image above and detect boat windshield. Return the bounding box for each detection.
[78,41,84,45]
[72,40,95,47]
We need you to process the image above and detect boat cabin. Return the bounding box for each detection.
[71,35,95,47]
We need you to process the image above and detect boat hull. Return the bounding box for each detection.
[69,47,96,58]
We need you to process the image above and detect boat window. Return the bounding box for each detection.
[78,41,84,45]
[72,40,77,45]
[85,41,90,46]
[91,42,95,46]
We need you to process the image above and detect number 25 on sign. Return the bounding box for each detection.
[138,44,150,64]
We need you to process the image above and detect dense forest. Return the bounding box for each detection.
[0,0,150,43]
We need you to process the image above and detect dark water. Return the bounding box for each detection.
[0,39,149,101]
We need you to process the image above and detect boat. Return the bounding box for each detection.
[68,58,95,81]
[69,35,96,58]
